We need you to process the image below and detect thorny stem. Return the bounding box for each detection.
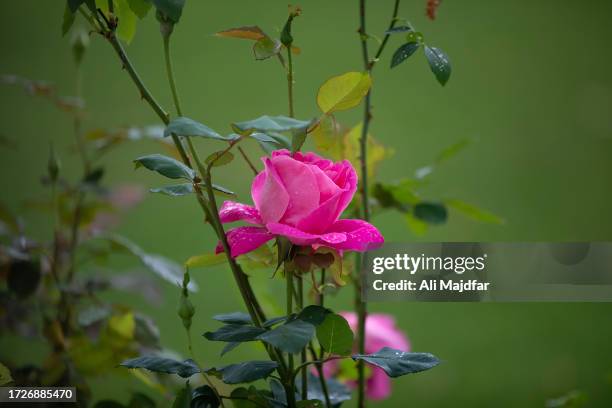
[81,4,287,375]
[356,0,401,406]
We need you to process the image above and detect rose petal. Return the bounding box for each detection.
[271,155,320,226]
[219,201,262,225]
[326,219,384,252]
[215,226,274,258]
[266,222,346,247]
[252,158,290,224]
[366,367,392,400]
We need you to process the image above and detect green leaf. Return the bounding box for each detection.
[205,150,234,168]
[424,46,451,86]
[212,312,253,325]
[230,387,269,408]
[164,117,235,141]
[220,342,241,357]
[134,154,195,180]
[96,0,137,44]
[108,234,197,291]
[150,183,194,197]
[208,361,278,384]
[391,42,420,68]
[172,382,192,408]
[191,385,221,408]
[127,0,152,18]
[445,199,505,224]
[316,313,354,356]
[233,115,312,135]
[291,128,308,153]
[204,324,265,342]
[352,347,440,377]
[385,26,413,34]
[185,253,228,268]
[316,72,372,114]
[415,138,471,179]
[150,183,235,197]
[413,202,448,225]
[0,362,12,386]
[150,0,185,23]
[120,355,200,378]
[253,37,281,60]
[257,319,315,354]
[297,305,329,326]
[62,3,76,36]
[68,0,93,13]
[263,316,288,328]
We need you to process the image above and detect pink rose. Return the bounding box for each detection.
[322,312,410,400]
[216,150,383,257]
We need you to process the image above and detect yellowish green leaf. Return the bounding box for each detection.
[216,26,266,41]
[405,212,428,236]
[344,123,393,185]
[185,253,228,268]
[97,0,137,43]
[316,72,372,114]
[0,362,12,385]
[445,199,505,224]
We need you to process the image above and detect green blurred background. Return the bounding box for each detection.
[2,0,612,406]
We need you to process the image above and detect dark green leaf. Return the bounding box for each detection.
[257,319,315,354]
[68,0,88,13]
[263,316,288,328]
[208,361,278,384]
[165,117,237,141]
[205,150,234,168]
[120,355,200,378]
[424,46,451,86]
[413,202,448,225]
[316,313,354,356]
[204,324,265,342]
[134,154,195,180]
[385,26,412,34]
[172,382,192,408]
[191,385,220,408]
[297,305,329,326]
[150,0,185,23]
[220,342,241,356]
[253,37,281,60]
[127,0,152,18]
[254,132,291,154]
[62,3,76,36]
[233,115,312,136]
[352,347,440,377]
[229,387,269,408]
[391,42,420,68]
[212,312,252,325]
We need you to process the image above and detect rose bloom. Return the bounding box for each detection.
[322,312,410,400]
[216,150,383,257]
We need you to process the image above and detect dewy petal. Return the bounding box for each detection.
[215,226,274,258]
[252,158,290,224]
[218,201,262,225]
[266,222,346,247]
[326,219,384,252]
[271,155,320,226]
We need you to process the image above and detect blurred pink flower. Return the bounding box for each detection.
[322,312,410,400]
[215,150,383,257]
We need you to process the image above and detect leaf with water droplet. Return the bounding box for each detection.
[424,46,451,86]
[391,42,420,68]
